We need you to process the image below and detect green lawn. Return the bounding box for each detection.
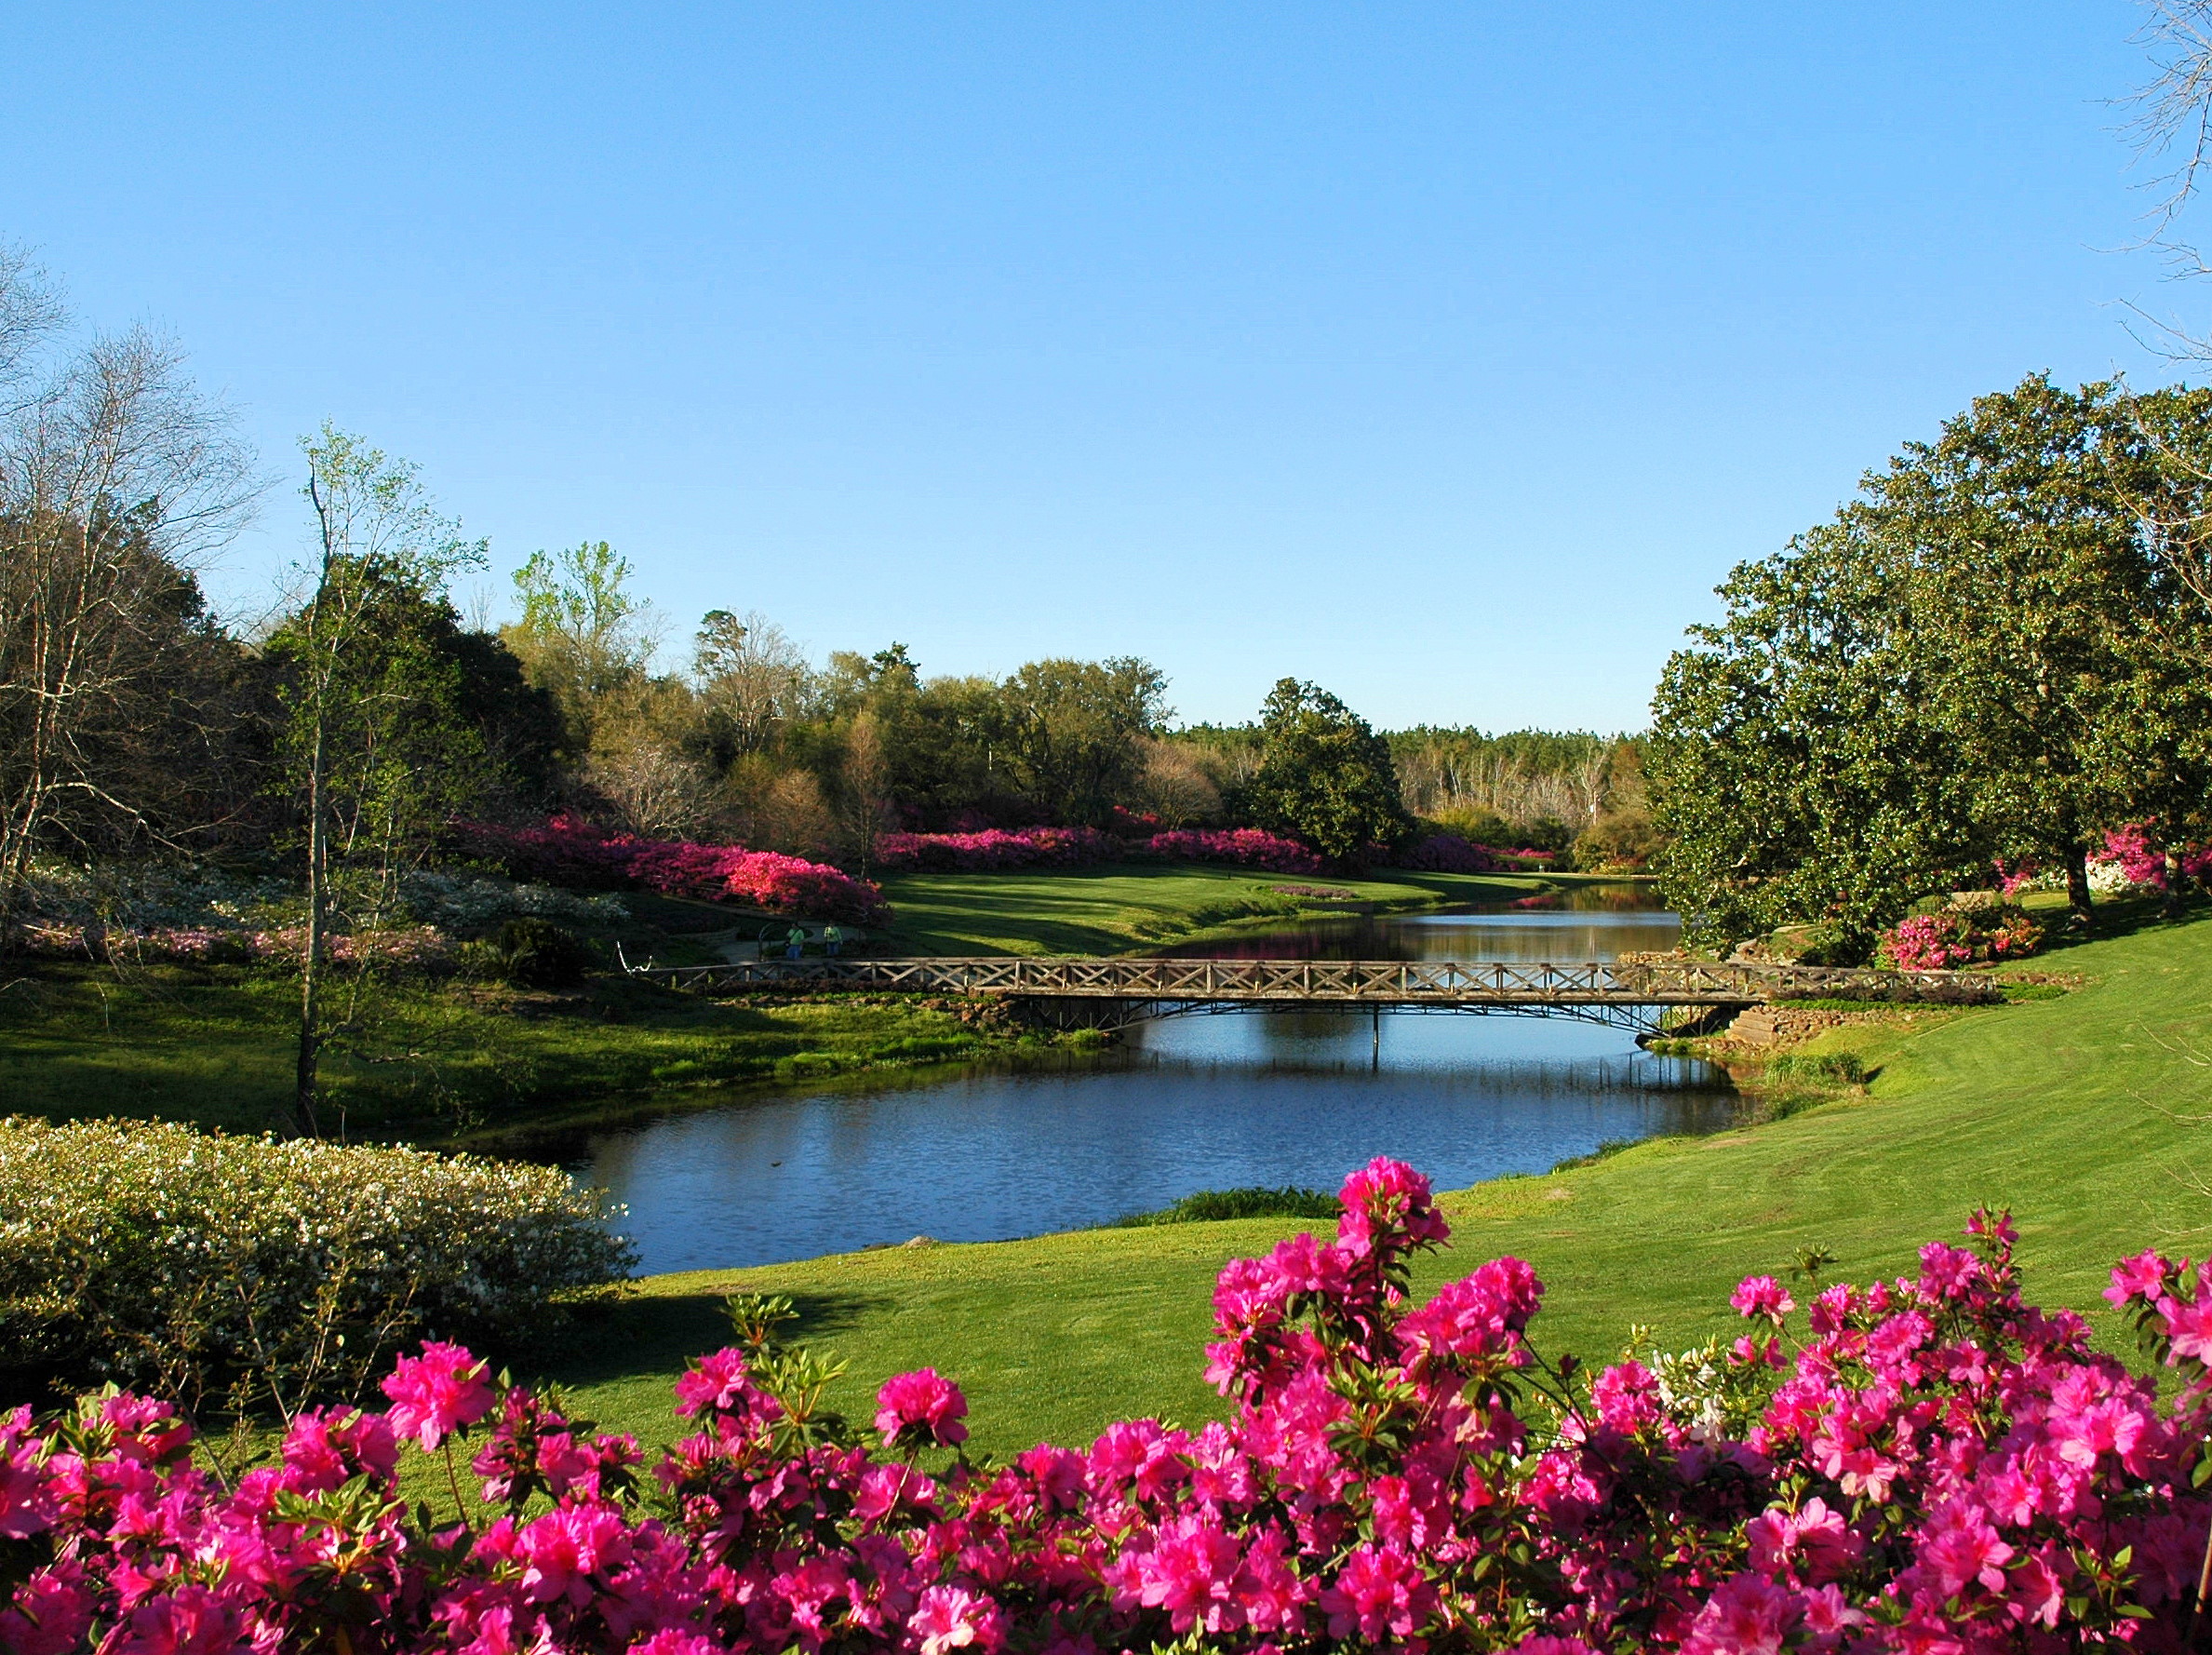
[0,864,1562,1134]
[0,969,1060,1138]
[544,905,2212,1459]
[874,862,1557,955]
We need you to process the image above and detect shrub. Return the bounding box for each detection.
[1144,827,1323,873]
[454,817,890,924]
[1117,1185,1342,1225]
[1877,903,2044,970]
[873,826,1118,873]
[4,1162,2206,1649]
[490,916,595,989]
[0,1119,633,1414]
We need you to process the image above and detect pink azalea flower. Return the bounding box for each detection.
[1729,1275,1795,1323]
[876,1368,969,1448]
[380,1341,495,1451]
[1683,1571,1800,1655]
[2106,1248,2172,1308]
[908,1583,1004,1655]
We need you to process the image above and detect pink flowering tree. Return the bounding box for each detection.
[0,1162,2206,1650]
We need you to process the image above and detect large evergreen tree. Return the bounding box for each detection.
[1244,679,1410,864]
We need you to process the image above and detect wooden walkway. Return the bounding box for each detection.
[631,955,1993,1020]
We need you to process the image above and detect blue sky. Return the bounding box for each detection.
[0,2,2186,729]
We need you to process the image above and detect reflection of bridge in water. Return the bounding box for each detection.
[633,956,1996,1036]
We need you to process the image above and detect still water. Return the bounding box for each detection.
[574,886,1737,1272]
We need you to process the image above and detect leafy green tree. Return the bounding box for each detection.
[1653,374,2212,949]
[274,426,485,1135]
[503,541,657,746]
[998,657,1169,825]
[1244,679,1410,863]
[1649,519,1980,954]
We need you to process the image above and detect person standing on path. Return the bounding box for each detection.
[785,924,806,960]
[823,924,842,957]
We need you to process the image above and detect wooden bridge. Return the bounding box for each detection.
[629,955,1996,1033]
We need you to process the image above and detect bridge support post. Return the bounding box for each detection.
[1371,1003,1380,1068]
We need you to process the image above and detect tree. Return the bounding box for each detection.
[0,255,260,942]
[998,657,1169,826]
[692,609,811,761]
[1243,679,1410,864]
[503,541,657,745]
[1651,375,2212,949]
[1649,519,1980,953]
[277,427,485,1135]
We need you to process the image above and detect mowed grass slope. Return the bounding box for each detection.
[550,908,2212,1459]
[873,863,1551,955]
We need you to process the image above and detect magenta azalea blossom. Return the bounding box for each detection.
[379,1340,495,1450]
[875,1367,969,1447]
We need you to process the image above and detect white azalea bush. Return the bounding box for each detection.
[0,1118,634,1414]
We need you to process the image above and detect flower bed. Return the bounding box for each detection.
[1143,828,1323,873]
[455,817,890,924]
[1877,904,2043,971]
[0,1118,632,1414]
[873,826,1119,872]
[1392,832,1562,874]
[873,825,1325,875]
[17,922,456,971]
[5,1157,2204,1649]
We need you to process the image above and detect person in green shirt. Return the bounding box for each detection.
[784,924,805,961]
[823,924,843,957]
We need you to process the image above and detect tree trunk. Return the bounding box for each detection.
[2065,844,2094,931]
[2165,845,2190,921]
[294,677,328,1138]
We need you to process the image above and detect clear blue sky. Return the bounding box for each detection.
[0,3,2187,729]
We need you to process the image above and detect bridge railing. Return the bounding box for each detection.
[626,955,1997,1006]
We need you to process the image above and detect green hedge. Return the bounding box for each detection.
[0,1118,633,1412]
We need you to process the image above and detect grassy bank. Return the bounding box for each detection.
[0,966,1066,1137]
[0,863,1563,1133]
[543,905,2212,1458]
[872,862,1559,955]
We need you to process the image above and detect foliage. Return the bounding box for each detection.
[0,1117,631,1416]
[1116,1185,1344,1225]
[1243,679,1413,864]
[875,825,1119,872]
[486,916,595,989]
[7,1161,2210,1649]
[1653,376,2212,948]
[1144,828,1324,874]
[1877,905,2044,971]
[456,816,890,924]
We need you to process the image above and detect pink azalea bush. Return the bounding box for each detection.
[19,922,455,971]
[1143,828,1323,874]
[1878,906,2043,971]
[457,818,890,925]
[874,825,1326,875]
[1392,834,1565,874]
[2096,826,2212,892]
[4,1157,2207,1650]
[873,827,1119,873]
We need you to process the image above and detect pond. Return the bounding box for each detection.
[571,883,1740,1272]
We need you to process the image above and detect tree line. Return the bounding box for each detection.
[0,249,1650,953]
[1650,372,2212,954]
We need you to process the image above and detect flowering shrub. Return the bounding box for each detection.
[873,826,1119,873]
[456,818,890,924]
[1392,833,1564,874]
[1877,904,2044,971]
[1144,828,1324,873]
[2095,825,2212,892]
[0,1118,633,1413]
[6,1157,2205,1649]
[872,825,1327,875]
[17,922,456,971]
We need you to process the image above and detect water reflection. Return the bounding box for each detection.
[573,884,1739,1273]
